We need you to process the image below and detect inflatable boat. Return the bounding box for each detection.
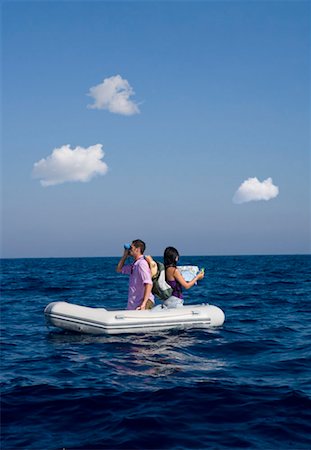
[44,301,225,335]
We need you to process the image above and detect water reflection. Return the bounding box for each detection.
[46,329,226,390]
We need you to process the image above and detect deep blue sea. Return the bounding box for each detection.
[1,255,311,449]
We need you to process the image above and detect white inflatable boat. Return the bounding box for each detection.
[44,301,225,335]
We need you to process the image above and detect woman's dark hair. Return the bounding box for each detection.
[164,247,179,268]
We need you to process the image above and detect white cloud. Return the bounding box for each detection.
[233,177,279,204]
[87,75,140,115]
[32,144,108,187]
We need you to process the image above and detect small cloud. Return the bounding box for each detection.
[233,177,279,204]
[32,144,108,187]
[87,74,140,115]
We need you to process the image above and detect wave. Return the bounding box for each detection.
[2,382,311,449]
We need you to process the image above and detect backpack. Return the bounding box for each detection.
[145,256,173,300]
[151,261,173,300]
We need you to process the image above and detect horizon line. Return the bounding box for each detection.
[1,252,310,261]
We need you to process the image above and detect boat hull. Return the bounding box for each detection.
[44,301,225,335]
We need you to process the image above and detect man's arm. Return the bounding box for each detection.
[137,283,153,310]
[116,249,129,273]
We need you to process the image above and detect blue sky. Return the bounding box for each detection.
[1,0,310,258]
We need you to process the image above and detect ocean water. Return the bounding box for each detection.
[1,255,311,450]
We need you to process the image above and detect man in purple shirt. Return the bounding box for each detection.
[116,239,155,310]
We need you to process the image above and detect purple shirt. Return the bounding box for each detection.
[167,279,183,299]
[121,256,155,310]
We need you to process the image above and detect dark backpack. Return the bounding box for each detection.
[151,261,173,300]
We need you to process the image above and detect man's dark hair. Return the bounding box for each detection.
[164,246,179,268]
[132,239,146,254]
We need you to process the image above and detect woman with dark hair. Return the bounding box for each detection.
[163,246,204,308]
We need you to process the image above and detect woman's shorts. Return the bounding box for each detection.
[162,296,184,309]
